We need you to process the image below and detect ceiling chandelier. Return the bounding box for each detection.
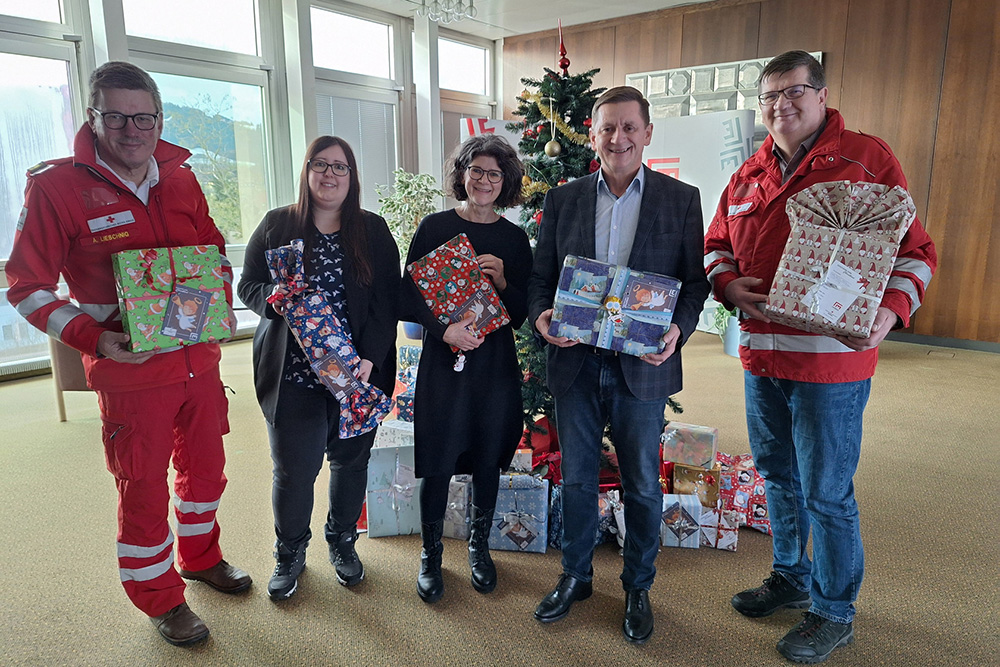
[415,0,479,24]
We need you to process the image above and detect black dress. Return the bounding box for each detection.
[401,209,532,478]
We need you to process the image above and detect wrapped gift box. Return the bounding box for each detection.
[661,422,719,468]
[661,493,703,549]
[673,462,722,509]
[267,240,392,439]
[699,506,740,551]
[366,443,420,537]
[717,452,772,535]
[509,448,533,474]
[112,245,229,352]
[607,489,626,548]
[405,233,510,353]
[443,475,472,540]
[396,389,414,422]
[398,345,422,370]
[374,419,414,449]
[490,475,548,553]
[765,181,916,337]
[356,501,367,533]
[547,483,615,550]
[548,255,681,357]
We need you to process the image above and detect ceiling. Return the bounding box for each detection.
[350,0,713,40]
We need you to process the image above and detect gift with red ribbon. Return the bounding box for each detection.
[266,239,392,439]
[112,245,230,352]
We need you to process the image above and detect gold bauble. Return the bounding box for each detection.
[522,175,531,187]
[544,140,562,157]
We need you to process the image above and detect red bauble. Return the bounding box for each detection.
[536,124,546,134]
[583,118,592,128]
[558,57,570,72]
[557,179,567,186]
[589,159,600,173]
[532,210,543,223]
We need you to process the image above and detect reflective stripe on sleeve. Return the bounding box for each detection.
[46,303,85,339]
[117,532,175,559]
[13,289,58,318]
[119,551,175,582]
[176,519,216,537]
[78,303,120,323]
[892,258,934,289]
[886,277,922,315]
[704,249,735,268]
[172,495,220,515]
[741,331,853,354]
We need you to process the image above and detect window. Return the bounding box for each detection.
[122,0,258,55]
[438,38,487,95]
[0,1,60,23]
[310,7,393,80]
[151,71,270,245]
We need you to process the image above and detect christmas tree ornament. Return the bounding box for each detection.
[589,159,601,173]
[558,20,571,76]
[544,140,562,157]
[583,118,592,128]
[522,175,531,187]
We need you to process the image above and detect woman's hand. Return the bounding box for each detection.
[442,311,483,351]
[357,359,374,383]
[478,253,507,292]
[269,284,289,316]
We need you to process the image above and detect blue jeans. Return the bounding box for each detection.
[555,353,666,591]
[744,372,871,624]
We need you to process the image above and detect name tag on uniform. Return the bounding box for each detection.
[88,210,136,233]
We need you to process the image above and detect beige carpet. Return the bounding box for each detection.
[1,333,997,666]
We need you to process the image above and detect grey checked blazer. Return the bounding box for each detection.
[527,167,711,401]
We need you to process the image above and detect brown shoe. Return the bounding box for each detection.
[149,602,209,646]
[179,559,252,593]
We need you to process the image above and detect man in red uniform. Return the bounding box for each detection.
[6,61,250,646]
[705,51,936,663]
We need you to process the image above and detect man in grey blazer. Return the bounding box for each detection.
[528,86,710,644]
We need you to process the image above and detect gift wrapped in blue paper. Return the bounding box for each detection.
[489,475,549,553]
[443,475,472,540]
[266,239,393,438]
[660,493,702,549]
[398,345,422,370]
[396,389,414,422]
[548,255,682,357]
[547,483,615,550]
[366,443,421,538]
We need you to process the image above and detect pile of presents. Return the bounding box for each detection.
[360,344,773,556]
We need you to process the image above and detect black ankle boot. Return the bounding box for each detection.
[417,519,444,603]
[468,505,496,593]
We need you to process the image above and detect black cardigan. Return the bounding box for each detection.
[237,205,400,423]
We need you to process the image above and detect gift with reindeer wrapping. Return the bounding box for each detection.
[764,181,916,337]
[266,239,393,439]
[489,474,549,553]
[112,245,230,352]
[442,475,473,540]
[660,493,703,549]
[405,233,510,360]
[366,422,421,537]
[547,255,681,357]
[660,422,719,469]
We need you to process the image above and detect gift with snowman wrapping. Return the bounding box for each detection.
[547,255,681,357]
[764,181,916,337]
[405,233,509,354]
[112,245,230,352]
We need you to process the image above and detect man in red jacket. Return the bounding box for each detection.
[6,61,250,646]
[705,51,936,664]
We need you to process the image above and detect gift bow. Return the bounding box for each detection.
[137,247,206,294]
[389,463,417,513]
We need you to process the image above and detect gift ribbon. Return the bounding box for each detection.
[389,462,417,513]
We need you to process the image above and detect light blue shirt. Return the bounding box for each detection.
[594,166,644,265]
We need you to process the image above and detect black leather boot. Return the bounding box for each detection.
[468,505,497,593]
[417,519,444,603]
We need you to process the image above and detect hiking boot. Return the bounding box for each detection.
[731,571,811,617]
[777,612,854,663]
[268,542,306,601]
[329,528,364,587]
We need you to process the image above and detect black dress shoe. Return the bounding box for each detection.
[623,589,654,644]
[534,573,593,623]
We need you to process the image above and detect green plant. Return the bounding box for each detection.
[376,169,444,254]
[711,303,738,341]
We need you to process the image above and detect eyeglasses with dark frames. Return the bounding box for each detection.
[757,84,821,107]
[308,159,351,176]
[89,108,160,130]
[467,165,504,184]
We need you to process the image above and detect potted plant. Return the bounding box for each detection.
[376,169,445,339]
[711,303,740,358]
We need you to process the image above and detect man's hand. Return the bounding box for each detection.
[833,307,898,351]
[97,331,154,364]
[723,276,771,323]
[640,323,681,366]
[535,309,578,348]
[478,253,507,292]
[442,311,483,351]
[357,359,374,383]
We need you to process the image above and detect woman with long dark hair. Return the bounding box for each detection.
[238,136,399,600]
[401,134,531,602]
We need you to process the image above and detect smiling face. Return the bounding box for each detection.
[307,143,351,213]
[760,65,828,156]
[590,100,652,186]
[87,87,162,183]
[462,155,504,209]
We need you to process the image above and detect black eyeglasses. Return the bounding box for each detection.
[308,159,351,176]
[757,84,821,107]
[89,108,160,130]
[467,165,503,184]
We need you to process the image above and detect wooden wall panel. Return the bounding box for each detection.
[756,0,850,109]
[915,0,1000,341]
[502,34,557,119]
[563,26,618,93]
[612,16,683,84]
[680,3,761,67]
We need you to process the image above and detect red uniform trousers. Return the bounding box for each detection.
[97,363,230,617]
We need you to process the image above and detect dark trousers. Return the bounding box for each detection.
[267,381,376,550]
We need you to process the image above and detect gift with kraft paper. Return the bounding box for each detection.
[673,462,722,509]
